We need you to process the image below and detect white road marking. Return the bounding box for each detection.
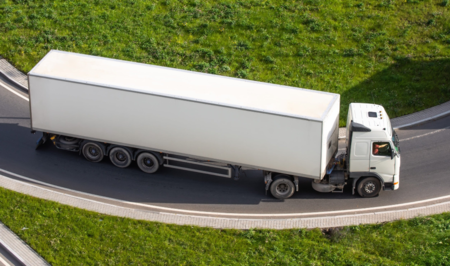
[0,82,28,102]
[1,167,450,217]
[401,126,450,142]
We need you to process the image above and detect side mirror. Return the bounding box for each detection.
[391,149,398,160]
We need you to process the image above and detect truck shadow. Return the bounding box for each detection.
[0,122,358,211]
[340,58,450,130]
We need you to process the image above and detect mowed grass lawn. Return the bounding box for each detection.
[0,0,450,125]
[1,187,450,265]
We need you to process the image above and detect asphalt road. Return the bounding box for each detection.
[1,79,450,216]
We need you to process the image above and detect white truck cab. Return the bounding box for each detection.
[346,103,400,196]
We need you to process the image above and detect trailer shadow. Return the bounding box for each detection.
[340,58,450,131]
[0,121,360,212]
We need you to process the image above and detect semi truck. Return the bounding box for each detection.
[28,50,400,199]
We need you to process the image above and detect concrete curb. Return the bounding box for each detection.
[0,70,28,91]
[393,110,450,129]
[0,59,28,91]
[1,174,449,230]
[0,222,49,266]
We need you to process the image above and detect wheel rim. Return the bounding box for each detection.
[115,151,126,161]
[276,183,289,195]
[89,147,99,156]
[143,157,154,167]
[364,181,376,194]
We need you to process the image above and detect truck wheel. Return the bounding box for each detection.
[357,177,381,198]
[109,147,132,168]
[137,152,160,174]
[270,178,295,199]
[82,142,104,163]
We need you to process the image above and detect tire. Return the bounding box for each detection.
[357,177,381,198]
[270,178,295,199]
[109,147,132,168]
[82,142,104,163]
[136,152,160,174]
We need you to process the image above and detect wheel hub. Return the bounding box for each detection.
[90,148,97,155]
[116,152,126,161]
[277,183,288,194]
[364,182,376,194]
[144,158,153,167]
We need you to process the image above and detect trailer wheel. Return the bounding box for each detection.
[357,177,381,198]
[137,152,160,174]
[82,142,104,163]
[109,147,132,168]
[270,178,295,199]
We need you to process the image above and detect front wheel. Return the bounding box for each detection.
[136,152,160,174]
[270,178,295,199]
[357,177,381,198]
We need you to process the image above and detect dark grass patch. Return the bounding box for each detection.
[1,187,450,265]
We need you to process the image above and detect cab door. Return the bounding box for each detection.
[370,141,395,182]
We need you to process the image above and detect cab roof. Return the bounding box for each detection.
[350,103,391,134]
[29,50,339,121]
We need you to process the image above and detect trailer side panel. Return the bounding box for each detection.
[29,76,323,178]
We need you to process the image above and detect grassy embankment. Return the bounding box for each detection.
[0,0,450,125]
[1,187,450,265]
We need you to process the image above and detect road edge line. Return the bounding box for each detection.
[2,168,450,217]
[0,80,28,101]
[1,173,450,229]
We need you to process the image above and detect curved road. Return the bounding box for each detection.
[1,79,450,218]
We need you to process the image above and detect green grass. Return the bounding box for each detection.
[1,0,450,125]
[1,187,450,265]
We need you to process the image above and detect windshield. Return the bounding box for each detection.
[392,127,400,153]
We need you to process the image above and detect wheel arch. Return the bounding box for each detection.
[350,172,385,195]
[272,173,294,181]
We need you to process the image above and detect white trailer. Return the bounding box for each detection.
[29,50,400,199]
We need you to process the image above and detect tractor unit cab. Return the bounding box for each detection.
[346,103,400,196]
[312,103,400,197]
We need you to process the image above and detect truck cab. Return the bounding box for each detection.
[346,103,400,197]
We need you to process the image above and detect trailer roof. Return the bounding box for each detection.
[29,50,338,121]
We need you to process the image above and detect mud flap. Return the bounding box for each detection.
[35,132,48,150]
[264,171,272,195]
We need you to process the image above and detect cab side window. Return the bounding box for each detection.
[372,142,391,156]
